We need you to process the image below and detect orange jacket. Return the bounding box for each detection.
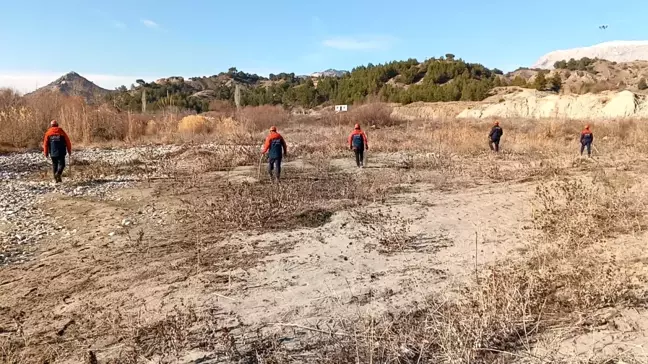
[262,131,287,158]
[348,129,368,149]
[43,127,72,157]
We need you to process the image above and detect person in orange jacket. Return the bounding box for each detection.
[261,126,287,182]
[580,124,594,157]
[348,124,368,168]
[43,120,72,183]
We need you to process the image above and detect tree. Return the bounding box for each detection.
[549,73,562,92]
[136,79,146,86]
[534,72,547,90]
[107,55,509,111]
[554,60,568,69]
[638,78,648,90]
[492,68,504,75]
[511,76,528,87]
[492,76,507,87]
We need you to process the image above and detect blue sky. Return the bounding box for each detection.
[1,0,647,92]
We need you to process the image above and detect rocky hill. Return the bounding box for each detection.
[391,87,648,121]
[508,59,648,94]
[532,40,648,69]
[26,72,114,104]
[311,69,348,78]
[453,87,648,120]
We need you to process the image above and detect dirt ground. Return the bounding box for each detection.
[2,143,648,363]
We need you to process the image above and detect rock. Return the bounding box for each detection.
[457,89,648,120]
[108,232,116,237]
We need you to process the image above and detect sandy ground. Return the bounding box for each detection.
[1,149,648,363]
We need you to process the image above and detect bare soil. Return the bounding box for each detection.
[2,146,648,363]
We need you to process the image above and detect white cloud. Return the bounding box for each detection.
[141,19,160,29]
[0,71,143,93]
[322,35,397,51]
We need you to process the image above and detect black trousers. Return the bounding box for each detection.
[51,156,66,176]
[354,148,364,167]
[268,157,282,179]
[489,139,500,152]
[580,142,592,156]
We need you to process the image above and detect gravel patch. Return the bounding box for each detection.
[0,144,187,266]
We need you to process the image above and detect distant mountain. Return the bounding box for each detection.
[533,40,648,69]
[26,72,114,103]
[311,69,348,78]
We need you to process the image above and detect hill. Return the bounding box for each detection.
[26,71,114,103]
[36,49,648,113]
[311,69,348,78]
[507,59,648,94]
[106,57,501,113]
[532,40,648,69]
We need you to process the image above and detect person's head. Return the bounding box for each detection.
[494,120,500,126]
[585,124,590,130]
[50,120,58,127]
[269,126,277,132]
[354,123,360,130]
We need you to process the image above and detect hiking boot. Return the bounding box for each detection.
[55,174,62,183]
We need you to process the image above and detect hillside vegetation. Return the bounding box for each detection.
[20,55,648,120]
[107,56,503,112]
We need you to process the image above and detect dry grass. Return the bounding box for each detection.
[235,104,290,132]
[218,172,648,363]
[177,115,211,134]
[14,169,641,364]
[174,165,405,234]
[5,93,648,363]
[342,102,400,128]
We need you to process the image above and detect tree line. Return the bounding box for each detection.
[106,56,564,113]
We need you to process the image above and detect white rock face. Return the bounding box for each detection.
[311,69,348,78]
[532,40,648,69]
[457,89,648,120]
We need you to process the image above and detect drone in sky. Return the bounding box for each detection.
[599,25,609,30]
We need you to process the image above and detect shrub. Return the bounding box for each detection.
[178,115,211,134]
[638,78,648,90]
[235,105,289,132]
[342,103,398,128]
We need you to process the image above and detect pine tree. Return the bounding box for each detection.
[549,73,562,92]
[511,76,528,87]
[534,72,547,91]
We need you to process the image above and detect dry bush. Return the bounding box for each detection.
[398,151,455,171]
[177,115,211,134]
[0,92,63,149]
[209,117,257,145]
[0,88,23,108]
[0,92,197,148]
[185,146,258,172]
[174,167,403,235]
[339,102,399,128]
[206,100,236,119]
[235,105,289,132]
[533,177,646,248]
